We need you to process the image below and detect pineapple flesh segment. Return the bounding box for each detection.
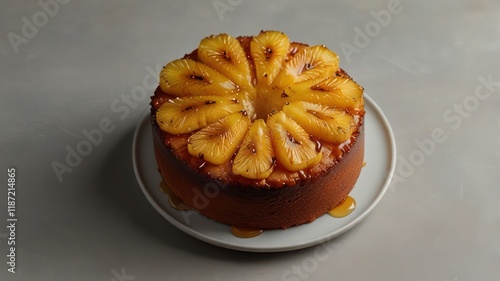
[198,33,254,92]
[160,59,237,97]
[311,76,364,110]
[286,42,308,63]
[232,119,275,179]
[267,111,322,172]
[273,45,339,89]
[198,34,257,119]
[281,77,332,106]
[250,30,291,86]
[156,95,244,134]
[282,101,354,143]
[282,76,364,110]
[250,31,291,119]
[187,111,251,165]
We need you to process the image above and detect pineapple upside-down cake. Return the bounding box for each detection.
[150,31,365,230]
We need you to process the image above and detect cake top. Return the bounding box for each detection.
[155,30,364,181]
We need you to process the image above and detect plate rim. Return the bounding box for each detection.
[132,94,397,252]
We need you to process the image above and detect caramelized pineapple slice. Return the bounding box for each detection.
[273,45,339,89]
[160,59,237,97]
[282,101,354,143]
[198,33,254,91]
[187,111,250,165]
[267,111,322,171]
[232,119,275,179]
[156,95,244,134]
[301,76,364,110]
[250,30,290,86]
[280,75,364,110]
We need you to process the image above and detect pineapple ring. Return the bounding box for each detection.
[156,31,364,179]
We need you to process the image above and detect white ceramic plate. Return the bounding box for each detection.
[132,95,396,252]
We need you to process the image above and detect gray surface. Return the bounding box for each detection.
[1,0,499,280]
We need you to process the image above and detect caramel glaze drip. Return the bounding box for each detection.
[159,181,191,211]
[328,196,356,218]
[231,226,263,238]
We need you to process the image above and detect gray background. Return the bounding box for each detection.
[1,0,499,280]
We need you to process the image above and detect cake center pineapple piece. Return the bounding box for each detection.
[156,31,364,179]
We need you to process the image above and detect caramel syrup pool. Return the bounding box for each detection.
[230,226,263,238]
[328,196,356,218]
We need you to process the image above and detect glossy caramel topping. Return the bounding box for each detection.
[159,181,191,211]
[231,226,263,238]
[328,196,356,218]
